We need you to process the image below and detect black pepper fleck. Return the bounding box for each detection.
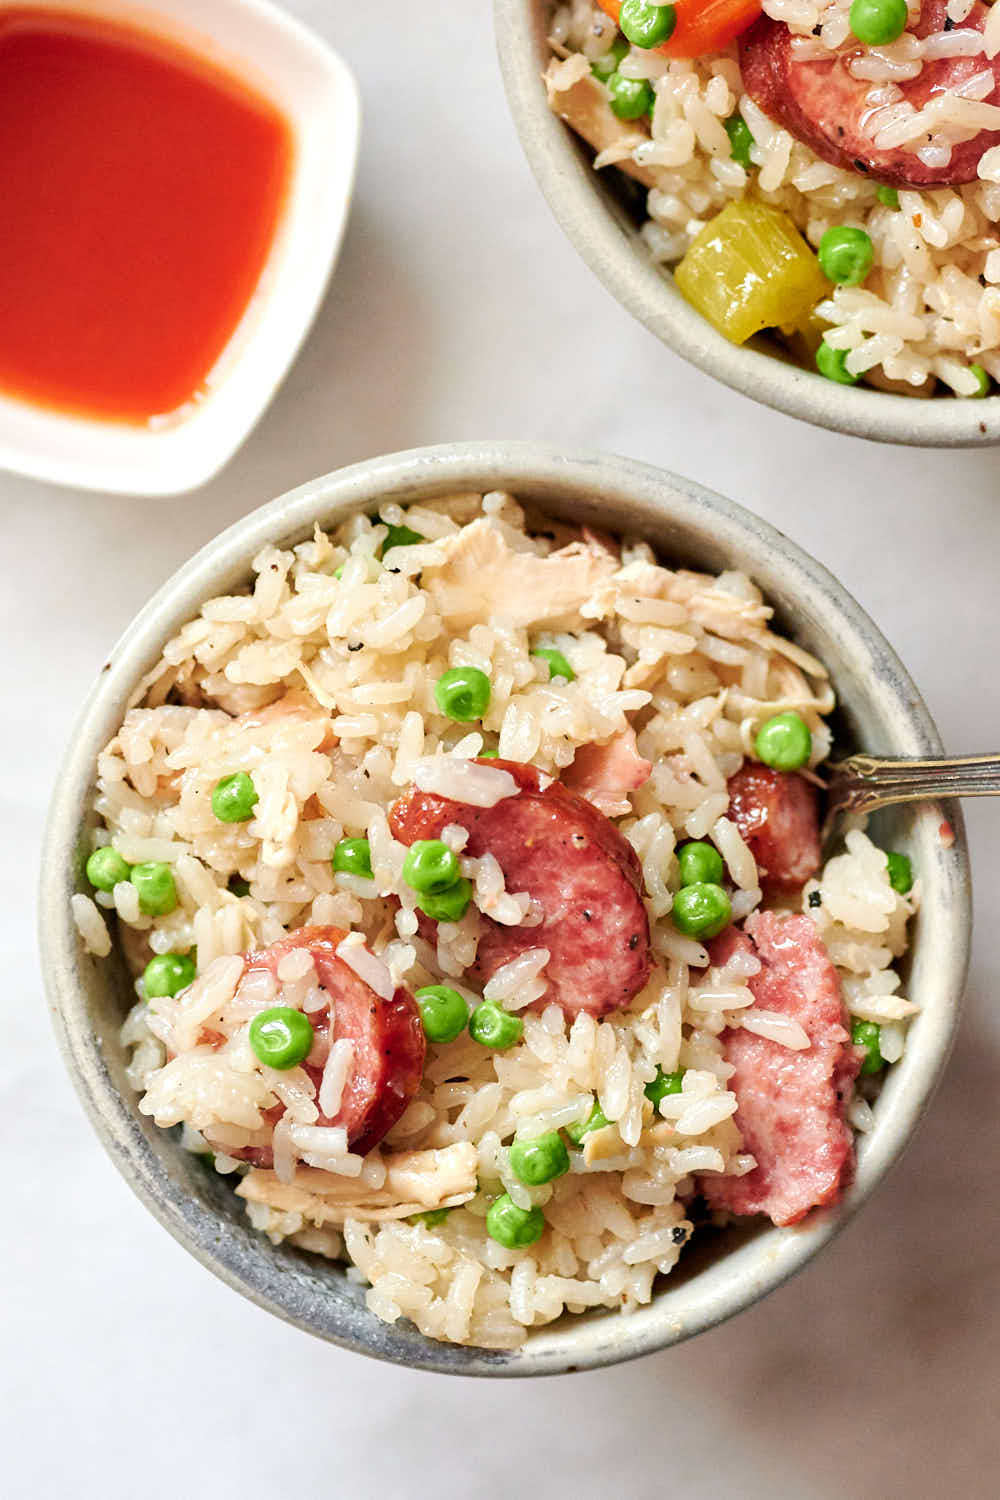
[629,933,639,950]
[671,1227,688,1244]
[808,889,822,908]
[944,14,955,27]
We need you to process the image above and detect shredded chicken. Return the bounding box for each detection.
[544,55,657,189]
[582,1122,627,1165]
[235,1142,479,1226]
[562,727,652,817]
[235,689,337,750]
[419,517,618,630]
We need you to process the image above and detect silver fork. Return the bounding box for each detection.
[824,752,1000,824]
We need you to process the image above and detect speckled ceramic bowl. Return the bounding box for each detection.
[39,442,970,1374]
[494,0,1000,447]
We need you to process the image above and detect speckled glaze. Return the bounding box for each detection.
[39,443,970,1374]
[494,0,1000,448]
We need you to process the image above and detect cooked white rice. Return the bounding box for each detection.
[78,491,917,1349]
[547,0,1000,393]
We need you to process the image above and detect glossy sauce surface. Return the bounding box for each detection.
[0,8,293,422]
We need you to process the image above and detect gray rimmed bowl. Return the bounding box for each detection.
[494,0,1000,447]
[39,441,971,1375]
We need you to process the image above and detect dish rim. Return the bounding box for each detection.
[39,440,971,1375]
[493,0,1000,448]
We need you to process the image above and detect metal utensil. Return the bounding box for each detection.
[825,752,1000,821]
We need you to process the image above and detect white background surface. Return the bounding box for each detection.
[4,3,999,1495]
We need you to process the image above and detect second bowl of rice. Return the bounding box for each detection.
[495,0,1000,445]
[40,441,970,1374]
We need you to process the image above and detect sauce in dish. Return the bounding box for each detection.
[0,8,293,423]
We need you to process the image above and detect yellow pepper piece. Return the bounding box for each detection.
[674,201,829,346]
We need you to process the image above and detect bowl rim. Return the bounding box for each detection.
[0,0,361,496]
[493,0,1000,448]
[39,440,971,1375]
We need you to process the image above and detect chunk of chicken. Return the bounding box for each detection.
[234,689,337,750]
[235,1142,478,1226]
[562,727,652,817]
[544,55,656,189]
[419,518,618,631]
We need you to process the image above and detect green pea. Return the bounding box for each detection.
[851,1018,885,1076]
[619,0,676,47]
[818,225,874,287]
[724,114,755,169]
[143,952,196,1000]
[607,71,655,120]
[469,1000,524,1050]
[417,876,473,924]
[816,340,859,386]
[644,1066,684,1106]
[334,564,345,580]
[415,984,469,1044]
[965,364,991,398]
[849,0,907,46]
[590,34,628,81]
[509,1131,570,1186]
[85,846,132,892]
[408,1207,452,1228]
[131,861,177,916]
[434,665,491,722]
[885,851,913,894]
[565,1101,609,1145]
[486,1194,546,1249]
[249,1007,314,1070]
[380,523,424,558]
[678,841,723,887]
[403,839,460,895]
[755,711,812,771]
[672,882,731,940]
[478,748,500,759]
[532,646,575,682]
[333,837,373,878]
[876,185,899,209]
[211,771,259,824]
[228,876,251,898]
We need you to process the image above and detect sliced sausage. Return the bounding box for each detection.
[701,912,861,1226]
[727,761,821,889]
[740,4,1000,189]
[231,925,425,1163]
[388,760,652,1018]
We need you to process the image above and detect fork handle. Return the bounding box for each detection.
[827,753,1000,816]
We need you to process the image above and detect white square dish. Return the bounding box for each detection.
[0,0,360,496]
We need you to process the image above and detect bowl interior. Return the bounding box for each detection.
[39,443,971,1375]
[493,0,1000,447]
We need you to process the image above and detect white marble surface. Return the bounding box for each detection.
[5,3,999,1495]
